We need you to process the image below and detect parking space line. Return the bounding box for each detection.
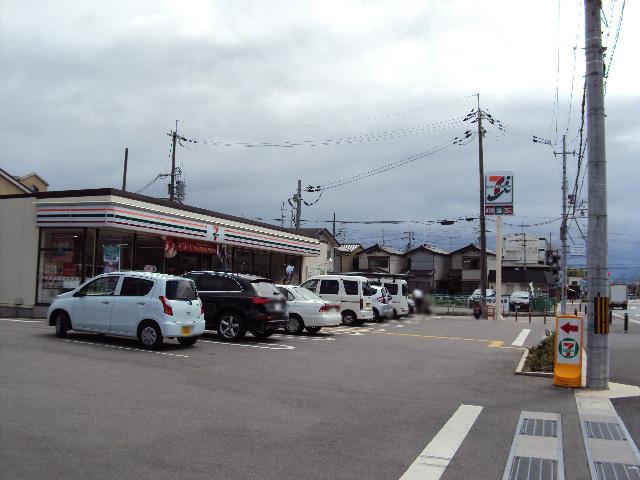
[0,318,44,323]
[271,334,335,341]
[199,339,295,350]
[511,328,531,346]
[63,339,189,357]
[400,404,483,480]
[371,331,516,349]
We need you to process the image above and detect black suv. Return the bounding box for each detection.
[183,272,287,341]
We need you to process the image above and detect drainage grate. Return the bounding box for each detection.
[520,418,558,438]
[594,462,640,480]
[508,456,558,480]
[585,421,627,441]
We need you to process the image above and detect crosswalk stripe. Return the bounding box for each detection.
[512,329,531,346]
[399,404,482,480]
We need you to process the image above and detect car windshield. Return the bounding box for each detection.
[512,292,529,298]
[165,279,197,300]
[293,286,323,301]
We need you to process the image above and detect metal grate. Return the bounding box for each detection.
[508,456,558,480]
[595,462,640,480]
[585,422,627,441]
[520,418,558,438]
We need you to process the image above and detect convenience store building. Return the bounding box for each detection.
[0,188,321,317]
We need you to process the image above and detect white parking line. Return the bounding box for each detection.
[199,339,294,350]
[511,329,531,346]
[271,334,335,341]
[0,318,44,323]
[63,339,189,357]
[400,404,483,480]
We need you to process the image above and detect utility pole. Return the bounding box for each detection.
[477,94,488,317]
[521,223,527,271]
[585,0,608,390]
[169,127,177,202]
[294,179,302,229]
[495,215,503,320]
[122,147,129,191]
[332,212,336,238]
[561,135,568,313]
[403,231,415,252]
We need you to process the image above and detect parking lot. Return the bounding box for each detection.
[1,313,638,480]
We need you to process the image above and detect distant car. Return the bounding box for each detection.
[301,274,374,326]
[47,272,204,349]
[371,278,410,318]
[184,272,288,341]
[277,285,341,334]
[468,289,496,306]
[509,291,531,311]
[370,285,394,322]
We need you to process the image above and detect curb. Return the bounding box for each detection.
[514,348,553,378]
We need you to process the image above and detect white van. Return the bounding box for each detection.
[300,274,374,326]
[371,278,409,318]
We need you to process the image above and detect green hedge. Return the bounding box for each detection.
[524,329,555,372]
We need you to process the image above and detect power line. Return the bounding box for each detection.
[604,0,626,92]
[175,116,467,149]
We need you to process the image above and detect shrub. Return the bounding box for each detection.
[524,329,555,372]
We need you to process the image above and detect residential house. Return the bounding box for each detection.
[285,228,340,282]
[1,168,48,195]
[488,267,555,296]
[449,244,496,294]
[357,244,406,274]
[405,244,450,293]
[336,243,364,273]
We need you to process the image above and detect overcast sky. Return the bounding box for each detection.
[1,0,638,281]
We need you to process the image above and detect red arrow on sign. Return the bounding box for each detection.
[560,323,579,334]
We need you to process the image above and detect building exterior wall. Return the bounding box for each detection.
[18,175,48,192]
[358,251,405,274]
[302,242,332,282]
[0,197,39,310]
[0,178,28,195]
[503,234,548,266]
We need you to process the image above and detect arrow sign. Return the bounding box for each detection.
[560,322,579,334]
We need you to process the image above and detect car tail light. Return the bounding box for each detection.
[360,297,363,310]
[319,304,329,312]
[378,296,385,304]
[250,297,271,305]
[159,296,173,316]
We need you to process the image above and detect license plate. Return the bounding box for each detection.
[181,325,191,335]
[272,303,282,311]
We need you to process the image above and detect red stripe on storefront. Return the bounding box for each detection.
[39,207,205,228]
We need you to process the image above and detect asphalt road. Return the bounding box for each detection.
[0,313,636,480]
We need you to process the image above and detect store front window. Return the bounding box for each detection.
[270,254,286,283]
[95,229,133,274]
[253,251,270,279]
[134,234,164,273]
[234,249,252,274]
[37,229,84,304]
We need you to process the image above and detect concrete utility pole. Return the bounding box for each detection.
[122,147,129,191]
[585,0,608,390]
[477,94,488,318]
[294,179,302,229]
[561,135,568,314]
[169,129,177,202]
[521,223,527,271]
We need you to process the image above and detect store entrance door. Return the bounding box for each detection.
[178,254,199,275]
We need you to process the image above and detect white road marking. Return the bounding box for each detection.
[613,312,640,324]
[395,324,405,328]
[199,339,294,350]
[400,404,483,480]
[0,318,44,323]
[63,339,189,357]
[271,334,335,341]
[511,329,531,347]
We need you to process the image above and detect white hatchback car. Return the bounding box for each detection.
[47,272,205,349]
[277,285,341,334]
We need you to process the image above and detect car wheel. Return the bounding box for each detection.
[251,329,273,339]
[372,308,380,322]
[177,336,198,347]
[54,311,70,338]
[138,322,163,349]
[393,308,399,319]
[285,314,305,335]
[306,326,322,334]
[217,312,247,341]
[342,311,356,326]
